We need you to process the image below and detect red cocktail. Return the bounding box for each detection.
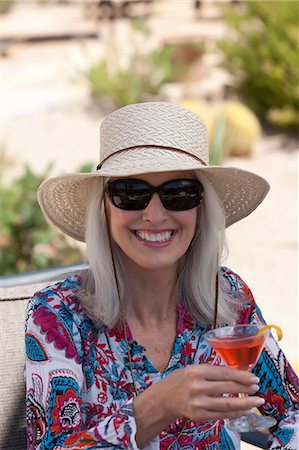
[209,332,266,371]
[204,324,277,432]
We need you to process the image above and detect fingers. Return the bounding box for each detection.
[186,392,265,422]
[193,394,265,412]
[189,395,265,422]
[182,365,260,395]
[172,365,265,421]
[193,380,260,396]
[161,365,264,423]
[198,364,259,385]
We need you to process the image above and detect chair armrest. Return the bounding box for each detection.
[241,431,269,449]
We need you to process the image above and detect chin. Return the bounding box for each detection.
[136,258,178,271]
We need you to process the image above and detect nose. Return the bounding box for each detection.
[141,193,168,224]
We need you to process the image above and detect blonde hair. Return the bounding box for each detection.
[79,174,236,328]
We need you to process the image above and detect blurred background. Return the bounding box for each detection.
[1,0,298,370]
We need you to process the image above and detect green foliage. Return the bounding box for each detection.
[219,1,299,131]
[79,162,94,173]
[0,0,14,14]
[209,114,226,166]
[152,41,204,84]
[87,20,204,108]
[88,59,158,107]
[0,165,89,275]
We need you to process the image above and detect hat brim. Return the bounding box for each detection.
[38,149,269,242]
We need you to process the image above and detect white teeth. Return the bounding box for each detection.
[136,230,172,242]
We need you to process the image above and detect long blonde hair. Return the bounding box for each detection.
[79,174,236,328]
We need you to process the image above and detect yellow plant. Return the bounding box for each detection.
[179,100,215,160]
[180,99,261,161]
[213,101,261,157]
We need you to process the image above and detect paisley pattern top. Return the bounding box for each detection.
[25,267,299,449]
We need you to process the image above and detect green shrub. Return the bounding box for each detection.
[219,1,299,132]
[88,59,158,107]
[87,20,204,108]
[152,41,204,84]
[0,0,14,14]
[0,165,87,275]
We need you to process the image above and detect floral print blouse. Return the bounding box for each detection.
[25,267,299,449]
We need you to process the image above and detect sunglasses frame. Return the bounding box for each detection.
[105,178,204,211]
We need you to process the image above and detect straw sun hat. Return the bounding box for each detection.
[38,102,269,242]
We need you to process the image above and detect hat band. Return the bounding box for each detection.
[96,146,208,171]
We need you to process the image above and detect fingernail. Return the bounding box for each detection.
[250,376,260,384]
[255,398,265,406]
[251,384,259,392]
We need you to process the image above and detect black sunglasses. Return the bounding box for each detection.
[105,178,204,211]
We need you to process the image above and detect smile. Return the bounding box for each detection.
[133,230,174,243]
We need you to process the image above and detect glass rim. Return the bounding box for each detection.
[204,323,270,342]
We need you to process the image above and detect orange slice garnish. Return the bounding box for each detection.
[257,324,283,341]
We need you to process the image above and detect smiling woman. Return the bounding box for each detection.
[26,102,298,450]
[105,172,198,273]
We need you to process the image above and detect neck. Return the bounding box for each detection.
[123,261,179,327]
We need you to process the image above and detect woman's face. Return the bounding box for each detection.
[105,171,198,272]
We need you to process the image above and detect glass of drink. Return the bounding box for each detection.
[204,324,276,432]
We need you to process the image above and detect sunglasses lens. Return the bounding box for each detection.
[107,180,151,210]
[107,179,204,211]
[161,180,203,211]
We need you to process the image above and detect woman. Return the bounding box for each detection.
[26,102,298,449]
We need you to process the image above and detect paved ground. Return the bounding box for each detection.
[1,6,298,447]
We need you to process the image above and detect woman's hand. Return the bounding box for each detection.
[159,364,264,422]
[133,364,264,448]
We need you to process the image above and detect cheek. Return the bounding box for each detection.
[108,206,138,239]
[190,209,198,229]
[180,209,197,234]
[189,216,197,241]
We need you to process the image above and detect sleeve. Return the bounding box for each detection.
[25,293,139,450]
[250,304,299,450]
[221,268,299,450]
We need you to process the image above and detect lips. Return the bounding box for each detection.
[133,229,175,244]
